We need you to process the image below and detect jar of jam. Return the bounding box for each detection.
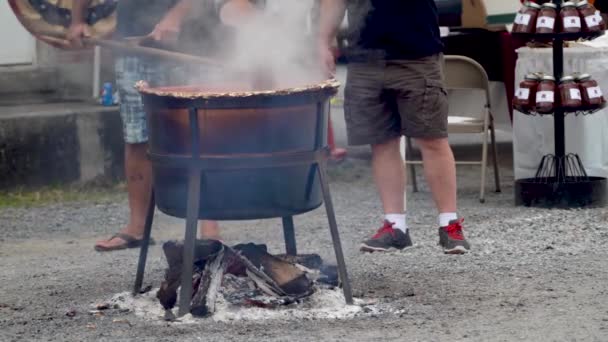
[536,75,557,114]
[577,0,607,32]
[513,2,541,33]
[560,2,582,33]
[576,73,606,108]
[536,3,558,34]
[559,76,583,110]
[513,74,541,112]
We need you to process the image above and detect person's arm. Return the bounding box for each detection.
[218,0,260,27]
[150,0,195,41]
[317,0,347,76]
[66,0,92,47]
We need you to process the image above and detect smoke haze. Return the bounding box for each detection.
[183,0,325,91]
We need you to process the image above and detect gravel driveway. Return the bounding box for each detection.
[2,150,608,341]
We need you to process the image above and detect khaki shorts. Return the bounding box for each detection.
[344,54,448,145]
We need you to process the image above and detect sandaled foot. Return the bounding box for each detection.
[94,233,155,252]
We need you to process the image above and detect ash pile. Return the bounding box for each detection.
[157,240,340,319]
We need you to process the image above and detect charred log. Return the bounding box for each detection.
[158,240,321,315]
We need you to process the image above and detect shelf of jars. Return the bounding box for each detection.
[513,72,607,116]
[512,1,606,37]
[511,1,608,208]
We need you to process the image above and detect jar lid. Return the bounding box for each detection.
[576,0,589,7]
[525,74,541,80]
[527,2,542,9]
[560,76,575,82]
[576,73,592,81]
[561,1,576,7]
[542,75,556,81]
[542,3,558,9]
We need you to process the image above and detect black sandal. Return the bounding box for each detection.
[94,233,155,252]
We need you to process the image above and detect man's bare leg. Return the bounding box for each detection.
[199,220,220,240]
[371,137,406,215]
[414,138,457,213]
[95,143,152,249]
[95,143,222,249]
[415,137,470,254]
[360,136,411,252]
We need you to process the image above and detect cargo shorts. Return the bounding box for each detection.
[344,53,449,146]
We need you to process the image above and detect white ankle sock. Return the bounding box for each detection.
[438,213,458,227]
[385,213,407,232]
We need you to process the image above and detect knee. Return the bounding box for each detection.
[414,137,450,153]
[372,136,402,154]
[125,142,148,155]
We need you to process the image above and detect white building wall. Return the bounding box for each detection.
[485,0,521,16]
[0,1,36,66]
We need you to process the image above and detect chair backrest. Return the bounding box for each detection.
[443,55,492,109]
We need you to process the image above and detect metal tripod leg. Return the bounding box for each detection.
[282,216,297,256]
[133,191,156,295]
[177,169,202,317]
[317,163,354,305]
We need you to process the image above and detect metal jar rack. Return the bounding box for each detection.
[513,30,607,207]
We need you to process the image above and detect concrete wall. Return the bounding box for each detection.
[0,105,124,189]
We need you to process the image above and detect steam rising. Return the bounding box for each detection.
[185,0,325,91]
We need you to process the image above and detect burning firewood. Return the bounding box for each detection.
[156,240,346,317]
[156,240,224,310]
[190,247,227,317]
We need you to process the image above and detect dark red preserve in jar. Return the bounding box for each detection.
[559,76,583,110]
[577,73,606,107]
[513,2,541,33]
[561,2,582,33]
[536,75,556,114]
[536,3,558,34]
[513,74,541,112]
[577,0,607,32]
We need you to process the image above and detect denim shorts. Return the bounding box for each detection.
[115,56,221,144]
[115,56,170,144]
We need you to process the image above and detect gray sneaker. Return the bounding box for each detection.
[438,219,470,254]
[360,221,413,253]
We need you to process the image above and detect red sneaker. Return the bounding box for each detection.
[438,219,471,254]
[360,221,413,253]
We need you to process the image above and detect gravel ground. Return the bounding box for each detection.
[2,145,608,342]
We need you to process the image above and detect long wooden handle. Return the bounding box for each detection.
[38,31,225,67]
[87,38,226,67]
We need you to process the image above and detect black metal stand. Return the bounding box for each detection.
[513,31,608,207]
[132,104,354,316]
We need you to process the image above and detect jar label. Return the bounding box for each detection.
[515,13,531,25]
[537,16,556,29]
[536,91,554,103]
[596,10,604,23]
[587,86,603,99]
[516,88,530,100]
[569,88,582,101]
[585,14,601,28]
[563,16,582,28]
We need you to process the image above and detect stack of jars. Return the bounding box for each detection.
[513,1,607,35]
[513,72,606,113]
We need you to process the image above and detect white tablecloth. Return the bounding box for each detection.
[513,46,608,180]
